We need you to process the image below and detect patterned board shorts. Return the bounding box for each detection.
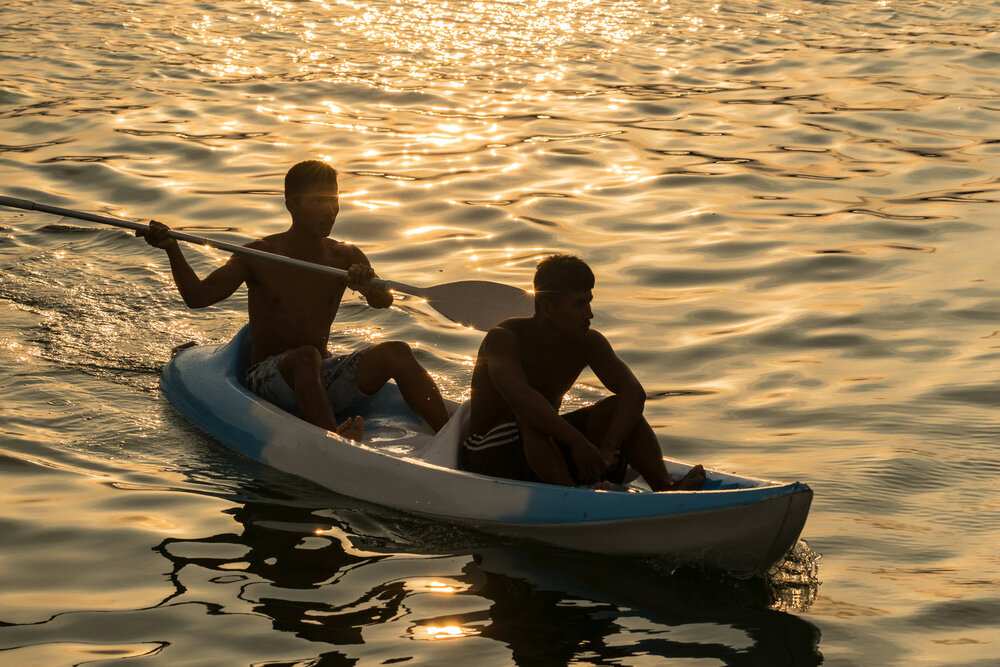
[245,346,372,416]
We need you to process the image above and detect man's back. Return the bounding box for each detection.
[468,317,590,434]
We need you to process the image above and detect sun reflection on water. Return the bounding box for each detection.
[4,0,999,662]
[426,580,456,594]
[423,624,466,639]
[177,0,654,87]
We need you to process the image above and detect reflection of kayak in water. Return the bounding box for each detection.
[160,326,813,575]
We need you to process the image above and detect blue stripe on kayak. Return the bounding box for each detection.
[483,475,810,524]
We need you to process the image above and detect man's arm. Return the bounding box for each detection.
[484,327,604,478]
[345,247,392,309]
[139,220,248,308]
[586,331,647,459]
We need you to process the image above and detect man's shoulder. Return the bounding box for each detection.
[583,327,612,350]
[333,237,365,254]
[489,317,532,340]
[246,233,284,253]
[582,328,620,365]
[480,320,526,358]
[321,238,365,262]
[244,234,356,262]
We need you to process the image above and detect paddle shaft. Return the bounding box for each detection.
[0,195,428,296]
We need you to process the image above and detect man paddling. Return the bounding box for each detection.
[139,160,449,440]
[460,254,705,491]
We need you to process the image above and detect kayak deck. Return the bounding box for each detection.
[160,326,813,573]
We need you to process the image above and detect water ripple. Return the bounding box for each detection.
[2,0,999,664]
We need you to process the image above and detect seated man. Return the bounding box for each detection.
[140,159,449,440]
[459,254,704,490]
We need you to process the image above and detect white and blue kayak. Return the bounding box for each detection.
[160,326,812,574]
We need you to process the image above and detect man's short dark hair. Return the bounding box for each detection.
[285,160,338,199]
[533,254,594,311]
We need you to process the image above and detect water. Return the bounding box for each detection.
[1,0,998,664]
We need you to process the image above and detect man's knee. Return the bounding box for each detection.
[356,340,416,389]
[379,340,415,358]
[371,340,417,367]
[591,394,622,414]
[570,395,621,442]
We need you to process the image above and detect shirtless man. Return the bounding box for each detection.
[459,254,705,491]
[139,159,449,440]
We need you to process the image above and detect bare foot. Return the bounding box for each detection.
[335,416,365,442]
[668,464,706,491]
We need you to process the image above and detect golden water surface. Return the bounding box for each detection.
[1,0,998,664]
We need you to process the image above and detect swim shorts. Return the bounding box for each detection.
[458,407,628,485]
[245,346,373,416]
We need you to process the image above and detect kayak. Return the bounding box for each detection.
[160,326,812,574]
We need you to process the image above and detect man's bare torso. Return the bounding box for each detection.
[468,318,590,434]
[243,232,363,364]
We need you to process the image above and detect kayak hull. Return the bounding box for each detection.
[160,327,812,574]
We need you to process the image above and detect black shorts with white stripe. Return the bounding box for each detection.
[457,408,628,485]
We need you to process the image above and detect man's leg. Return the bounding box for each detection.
[354,341,449,432]
[279,346,363,440]
[519,421,577,486]
[570,397,703,491]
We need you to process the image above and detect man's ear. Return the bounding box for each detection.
[535,294,555,317]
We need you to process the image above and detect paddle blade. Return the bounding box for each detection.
[421,280,534,330]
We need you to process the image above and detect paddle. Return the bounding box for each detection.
[0,195,534,330]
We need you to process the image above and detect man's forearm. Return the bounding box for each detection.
[599,385,645,453]
[165,244,208,308]
[509,391,589,448]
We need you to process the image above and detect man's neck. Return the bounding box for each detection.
[285,224,331,244]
